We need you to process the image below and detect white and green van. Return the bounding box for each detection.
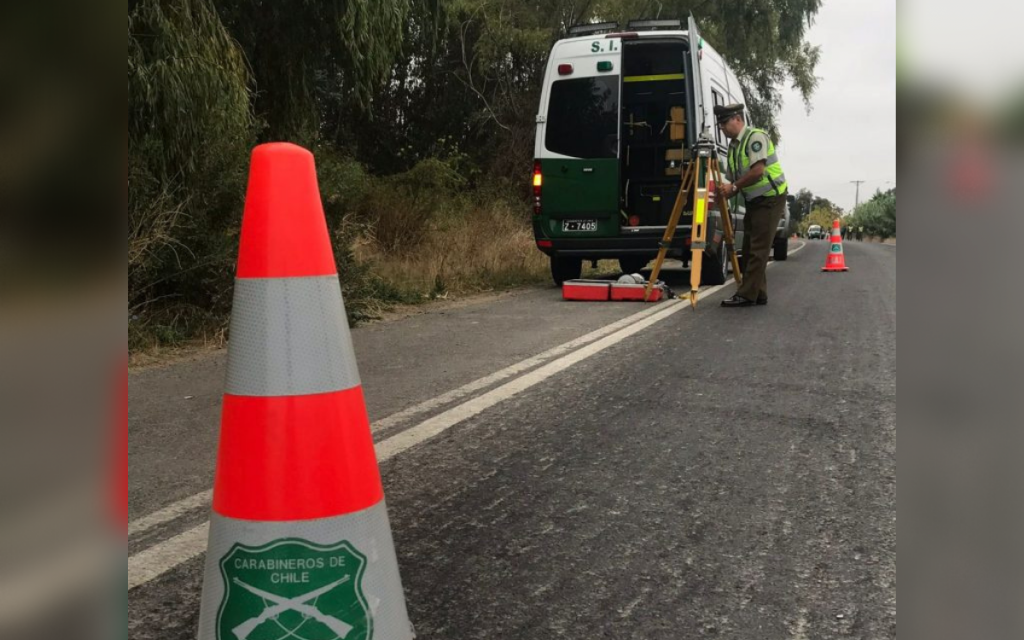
[532,18,755,285]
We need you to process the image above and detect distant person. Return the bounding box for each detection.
[715,104,789,308]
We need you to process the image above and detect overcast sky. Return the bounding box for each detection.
[775,0,897,213]
[903,0,1024,103]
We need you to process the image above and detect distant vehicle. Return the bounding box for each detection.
[807,224,824,240]
[532,17,756,286]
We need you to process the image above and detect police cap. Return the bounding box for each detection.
[714,103,745,123]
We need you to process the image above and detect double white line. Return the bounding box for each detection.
[127,295,696,589]
[130,245,803,591]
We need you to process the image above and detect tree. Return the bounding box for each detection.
[791,188,841,234]
[787,188,817,235]
[846,188,895,239]
[800,206,841,236]
[350,0,824,182]
[216,0,412,145]
[129,0,254,317]
[789,188,813,224]
[129,0,252,185]
[338,0,561,178]
[791,190,843,235]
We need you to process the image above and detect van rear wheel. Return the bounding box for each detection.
[773,238,789,261]
[550,256,583,286]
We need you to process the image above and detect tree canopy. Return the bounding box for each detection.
[845,188,896,239]
[216,0,412,144]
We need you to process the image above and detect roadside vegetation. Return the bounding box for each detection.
[790,187,897,241]
[128,0,825,354]
[791,189,845,237]
[844,189,897,240]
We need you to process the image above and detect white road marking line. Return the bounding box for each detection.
[129,523,209,590]
[129,242,808,590]
[127,292,706,589]
[373,293,704,462]
[128,300,672,538]
[369,298,678,434]
[129,490,212,537]
[790,608,811,640]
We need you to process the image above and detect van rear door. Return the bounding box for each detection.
[619,38,690,229]
[539,71,620,238]
[687,15,708,138]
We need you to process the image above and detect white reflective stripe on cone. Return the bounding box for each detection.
[197,501,414,640]
[226,276,362,397]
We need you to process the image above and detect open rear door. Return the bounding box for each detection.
[687,14,708,140]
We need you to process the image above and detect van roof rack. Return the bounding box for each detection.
[626,19,683,31]
[567,22,620,37]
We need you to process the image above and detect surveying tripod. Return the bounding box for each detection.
[643,135,743,308]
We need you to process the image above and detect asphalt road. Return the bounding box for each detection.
[128,240,896,639]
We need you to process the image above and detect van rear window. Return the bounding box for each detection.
[623,42,686,77]
[546,77,619,159]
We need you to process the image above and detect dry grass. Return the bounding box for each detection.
[128,183,563,364]
[128,337,225,370]
[356,199,551,298]
[128,315,227,369]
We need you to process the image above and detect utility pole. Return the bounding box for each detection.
[850,180,866,211]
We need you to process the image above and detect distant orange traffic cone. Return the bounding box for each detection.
[822,219,850,272]
[196,143,414,640]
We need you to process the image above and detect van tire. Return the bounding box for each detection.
[551,256,583,286]
[773,238,789,262]
[700,247,727,286]
[618,257,650,274]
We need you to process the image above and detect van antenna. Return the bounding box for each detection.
[656,2,664,18]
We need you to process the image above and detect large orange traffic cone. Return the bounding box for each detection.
[197,144,414,640]
[822,219,850,272]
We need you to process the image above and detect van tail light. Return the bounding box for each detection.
[532,161,543,216]
[558,64,574,76]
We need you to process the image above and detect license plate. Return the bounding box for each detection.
[562,219,598,232]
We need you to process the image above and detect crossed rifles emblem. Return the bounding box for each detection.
[231,576,354,640]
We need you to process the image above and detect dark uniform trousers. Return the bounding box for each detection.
[736,193,787,301]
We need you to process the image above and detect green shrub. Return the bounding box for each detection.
[360,158,467,254]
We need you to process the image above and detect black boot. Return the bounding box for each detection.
[721,295,755,308]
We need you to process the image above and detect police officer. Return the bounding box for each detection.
[714,104,789,308]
